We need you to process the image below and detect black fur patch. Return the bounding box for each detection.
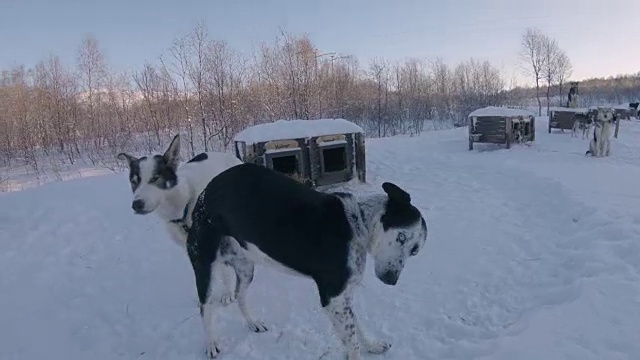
[380,195,422,231]
[127,156,146,192]
[150,155,178,189]
[382,182,411,204]
[187,163,352,308]
[188,153,208,163]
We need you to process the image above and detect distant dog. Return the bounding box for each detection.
[117,134,243,303]
[586,108,615,157]
[572,114,591,139]
[630,102,639,118]
[186,163,428,359]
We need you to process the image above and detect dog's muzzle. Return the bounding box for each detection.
[132,199,149,214]
[378,270,399,286]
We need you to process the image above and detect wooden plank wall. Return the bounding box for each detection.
[472,116,507,143]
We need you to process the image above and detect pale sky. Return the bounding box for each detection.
[1,0,638,87]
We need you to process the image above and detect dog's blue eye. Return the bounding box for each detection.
[397,233,407,244]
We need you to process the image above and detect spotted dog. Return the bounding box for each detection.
[185,162,428,359]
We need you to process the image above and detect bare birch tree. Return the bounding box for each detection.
[162,35,196,157]
[77,34,109,160]
[555,51,573,101]
[520,28,547,116]
[542,37,560,113]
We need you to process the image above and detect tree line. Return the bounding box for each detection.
[0,24,637,184]
[0,24,507,173]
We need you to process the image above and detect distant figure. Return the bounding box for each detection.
[630,102,639,118]
[567,86,578,108]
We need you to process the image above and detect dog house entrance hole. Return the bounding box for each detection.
[272,154,298,175]
[322,146,347,173]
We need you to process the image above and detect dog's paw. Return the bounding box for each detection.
[364,340,391,354]
[345,349,362,360]
[205,342,220,358]
[219,292,236,306]
[247,320,268,333]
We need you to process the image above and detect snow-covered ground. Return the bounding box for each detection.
[2,117,640,360]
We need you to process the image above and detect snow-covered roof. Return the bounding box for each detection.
[234,118,364,144]
[613,104,631,110]
[587,105,615,111]
[548,107,590,114]
[468,106,535,118]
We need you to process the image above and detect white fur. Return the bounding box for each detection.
[587,109,614,157]
[572,119,591,139]
[128,151,242,248]
[118,135,243,305]
[355,193,424,283]
[156,153,242,246]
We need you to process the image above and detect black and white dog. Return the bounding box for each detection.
[117,135,242,303]
[186,162,428,360]
[571,114,591,139]
[586,107,615,157]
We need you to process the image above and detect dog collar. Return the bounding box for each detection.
[169,202,191,233]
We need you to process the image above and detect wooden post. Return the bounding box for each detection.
[505,118,512,149]
[530,116,536,142]
[355,133,366,183]
[614,116,620,138]
[468,117,474,151]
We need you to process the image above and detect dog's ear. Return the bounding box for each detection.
[382,182,411,204]
[117,152,138,166]
[163,134,181,170]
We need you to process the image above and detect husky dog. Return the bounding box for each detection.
[586,108,615,157]
[571,114,591,139]
[186,162,428,359]
[117,134,243,304]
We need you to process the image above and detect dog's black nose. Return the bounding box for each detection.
[379,270,399,286]
[132,199,145,213]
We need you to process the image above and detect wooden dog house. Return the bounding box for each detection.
[612,105,631,120]
[468,106,536,150]
[548,107,590,133]
[234,118,366,188]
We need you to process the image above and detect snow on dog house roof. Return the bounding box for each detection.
[611,104,631,110]
[468,106,536,118]
[234,118,364,145]
[548,106,590,114]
